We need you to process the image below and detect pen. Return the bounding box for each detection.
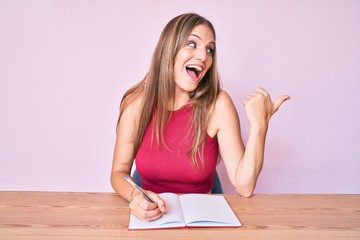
[125,176,155,203]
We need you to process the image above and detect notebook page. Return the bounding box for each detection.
[128,192,186,229]
[179,194,241,227]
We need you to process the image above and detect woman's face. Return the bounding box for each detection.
[173,24,215,95]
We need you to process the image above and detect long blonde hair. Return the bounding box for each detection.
[118,13,221,168]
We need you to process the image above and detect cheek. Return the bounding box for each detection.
[173,61,183,76]
[205,58,213,72]
[176,49,192,62]
[174,53,183,66]
[174,52,189,72]
[173,60,183,81]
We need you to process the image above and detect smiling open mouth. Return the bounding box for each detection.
[186,65,203,79]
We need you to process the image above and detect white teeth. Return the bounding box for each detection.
[187,65,203,71]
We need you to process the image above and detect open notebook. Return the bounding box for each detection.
[128,193,242,230]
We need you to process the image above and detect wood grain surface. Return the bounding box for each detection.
[0,192,359,239]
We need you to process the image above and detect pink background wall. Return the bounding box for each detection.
[1,0,359,194]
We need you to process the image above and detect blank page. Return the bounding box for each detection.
[179,194,241,227]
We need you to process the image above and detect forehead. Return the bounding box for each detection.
[189,24,215,43]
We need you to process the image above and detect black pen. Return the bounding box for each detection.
[125,176,155,203]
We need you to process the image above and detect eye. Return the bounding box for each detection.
[186,41,196,48]
[207,47,215,55]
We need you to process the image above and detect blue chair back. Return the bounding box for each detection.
[132,169,223,194]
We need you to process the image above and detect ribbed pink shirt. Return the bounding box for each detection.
[135,104,219,194]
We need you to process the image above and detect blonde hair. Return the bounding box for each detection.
[118,13,221,168]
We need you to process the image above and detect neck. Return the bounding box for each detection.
[172,93,191,111]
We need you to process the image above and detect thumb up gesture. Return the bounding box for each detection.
[242,87,290,127]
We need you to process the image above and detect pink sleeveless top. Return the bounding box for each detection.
[135,104,219,194]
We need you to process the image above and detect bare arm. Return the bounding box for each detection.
[213,89,289,197]
[110,98,166,220]
[110,97,139,201]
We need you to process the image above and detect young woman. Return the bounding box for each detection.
[111,13,290,221]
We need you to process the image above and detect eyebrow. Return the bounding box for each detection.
[189,34,216,46]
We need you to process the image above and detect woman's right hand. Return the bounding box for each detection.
[243,87,290,128]
[129,190,167,221]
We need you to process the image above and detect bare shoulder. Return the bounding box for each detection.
[208,90,238,137]
[214,90,237,112]
[117,92,144,133]
[121,92,143,118]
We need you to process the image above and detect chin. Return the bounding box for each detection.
[185,83,200,92]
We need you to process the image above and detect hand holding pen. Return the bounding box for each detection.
[125,176,166,221]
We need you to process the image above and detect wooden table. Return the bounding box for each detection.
[0,192,359,239]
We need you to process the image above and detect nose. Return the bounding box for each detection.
[195,47,207,62]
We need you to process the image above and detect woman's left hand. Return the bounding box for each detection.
[243,87,290,128]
